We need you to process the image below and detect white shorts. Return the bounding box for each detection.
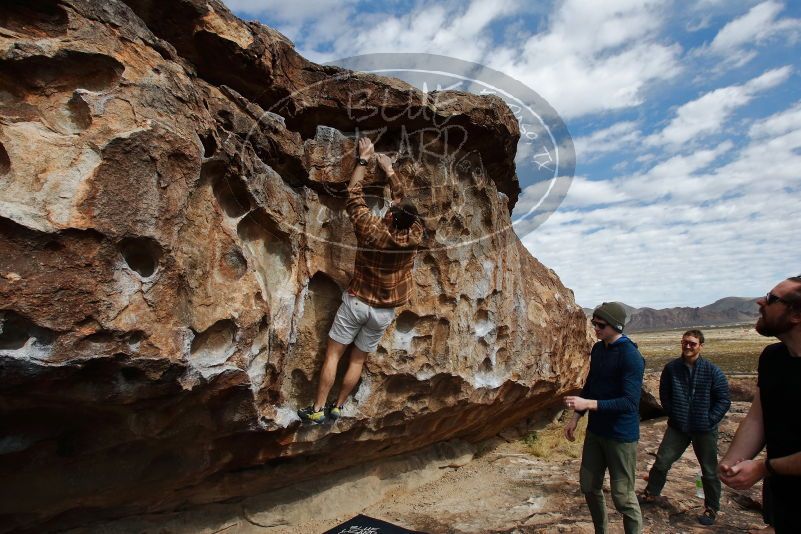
[328,292,395,353]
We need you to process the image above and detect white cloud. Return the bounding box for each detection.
[749,100,801,137]
[560,176,629,208]
[522,101,801,308]
[686,15,713,32]
[224,0,683,119]
[710,1,801,54]
[715,125,801,185]
[618,141,735,202]
[488,0,682,118]
[240,0,522,64]
[573,121,641,161]
[321,1,519,63]
[525,0,665,54]
[646,66,792,148]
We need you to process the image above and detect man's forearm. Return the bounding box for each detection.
[349,165,367,188]
[386,170,404,202]
[596,397,637,413]
[346,165,370,221]
[769,450,801,476]
[571,397,597,414]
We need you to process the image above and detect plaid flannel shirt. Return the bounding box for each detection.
[345,181,423,308]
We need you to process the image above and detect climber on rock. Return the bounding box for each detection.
[298,137,423,424]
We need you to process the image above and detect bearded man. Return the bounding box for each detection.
[719,276,801,534]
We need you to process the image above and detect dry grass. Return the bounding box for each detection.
[522,415,587,460]
[632,325,770,374]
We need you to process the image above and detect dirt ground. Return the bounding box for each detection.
[268,402,766,534]
[347,403,766,533]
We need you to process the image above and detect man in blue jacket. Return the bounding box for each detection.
[564,302,645,534]
[639,329,731,526]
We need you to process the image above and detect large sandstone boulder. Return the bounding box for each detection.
[640,372,666,420]
[0,0,591,530]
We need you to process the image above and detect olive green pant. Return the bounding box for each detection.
[645,425,721,511]
[580,431,642,534]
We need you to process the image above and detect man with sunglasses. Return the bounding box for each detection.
[564,301,645,534]
[638,329,730,526]
[719,276,801,533]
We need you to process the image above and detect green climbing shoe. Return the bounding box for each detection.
[297,405,327,424]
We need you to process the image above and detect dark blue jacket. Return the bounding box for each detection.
[660,357,730,433]
[580,335,645,442]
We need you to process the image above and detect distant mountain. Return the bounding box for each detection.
[583,297,760,332]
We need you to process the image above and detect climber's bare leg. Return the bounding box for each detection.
[335,345,368,407]
[313,338,348,411]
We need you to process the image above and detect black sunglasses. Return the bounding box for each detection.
[591,320,609,329]
[765,292,790,306]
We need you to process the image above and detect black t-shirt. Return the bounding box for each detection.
[758,342,801,460]
[758,342,801,532]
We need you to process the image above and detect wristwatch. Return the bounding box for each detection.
[356,157,368,166]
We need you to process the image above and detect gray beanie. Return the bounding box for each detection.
[593,302,627,332]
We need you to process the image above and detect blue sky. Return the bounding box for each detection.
[224,0,801,309]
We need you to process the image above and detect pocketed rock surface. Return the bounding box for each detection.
[0,0,591,530]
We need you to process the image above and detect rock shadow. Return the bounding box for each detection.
[0,0,69,38]
[0,310,56,355]
[118,236,162,278]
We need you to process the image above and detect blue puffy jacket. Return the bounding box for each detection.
[660,357,731,433]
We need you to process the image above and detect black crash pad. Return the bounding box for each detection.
[322,514,427,533]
